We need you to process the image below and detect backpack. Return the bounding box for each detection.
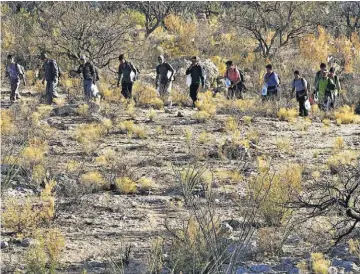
[48,59,59,79]
[7,63,24,80]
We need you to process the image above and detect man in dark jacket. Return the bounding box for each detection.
[186,56,205,107]
[41,53,59,104]
[155,55,174,106]
[73,55,97,101]
[5,54,26,103]
[117,54,138,99]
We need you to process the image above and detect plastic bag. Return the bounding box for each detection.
[305,99,311,110]
[225,78,232,88]
[261,84,268,96]
[186,75,192,86]
[91,84,99,97]
[130,71,136,82]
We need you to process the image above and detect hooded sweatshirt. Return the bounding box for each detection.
[156,55,174,84]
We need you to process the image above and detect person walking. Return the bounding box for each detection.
[41,53,59,104]
[327,67,341,109]
[72,55,98,101]
[117,54,138,99]
[5,54,26,103]
[291,70,309,117]
[155,55,174,106]
[224,60,245,100]
[263,64,280,100]
[186,56,205,107]
[314,63,327,95]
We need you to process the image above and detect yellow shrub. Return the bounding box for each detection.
[75,123,105,144]
[32,164,46,184]
[225,116,238,132]
[1,109,15,135]
[246,130,259,144]
[183,128,193,147]
[77,104,89,116]
[277,108,298,122]
[193,110,211,122]
[276,138,292,154]
[334,105,360,124]
[243,116,252,125]
[118,120,146,138]
[250,162,303,225]
[311,253,330,274]
[334,136,345,150]
[115,177,137,194]
[65,160,81,173]
[199,131,211,144]
[2,181,56,234]
[138,177,154,192]
[327,151,358,171]
[53,98,65,106]
[133,82,163,109]
[26,228,65,274]
[210,56,226,75]
[322,118,331,127]
[147,108,157,121]
[80,171,106,190]
[196,91,217,118]
[102,118,112,132]
[21,140,48,168]
[172,89,189,106]
[95,149,116,167]
[349,239,360,258]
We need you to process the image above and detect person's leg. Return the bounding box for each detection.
[128,83,133,99]
[13,80,21,100]
[236,82,244,99]
[190,84,199,106]
[10,80,18,101]
[46,81,54,104]
[299,96,306,117]
[121,82,127,98]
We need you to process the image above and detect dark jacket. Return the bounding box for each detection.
[118,61,137,84]
[76,62,95,81]
[186,64,205,86]
[43,59,59,82]
[156,62,174,84]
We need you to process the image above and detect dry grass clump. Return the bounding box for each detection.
[77,104,90,116]
[311,253,330,274]
[115,177,137,194]
[172,89,189,106]
[250,159,303,226]
[322,118,331,127]
[21,138,48,168]
[349,239,360,258]
[80,171,107,191]
[1,109,15,135]
[243,115,252,125]
[2,181,56,234]
[193,91,217,122]
[246,129,259,144]
[277,108,298,122]
[95,149,116,167]
[333,136,345,150]
[225,116,238,132]
[118,120,147,139]
[327,150,358,173]
[133,82,164,109]
[138,177,154,192]
[276,138,292,154]
[334,105,360,124]
[198,131,212,144]
[147,108,157,121]
[25,228,65,274]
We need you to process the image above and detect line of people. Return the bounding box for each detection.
[5,54,341,118]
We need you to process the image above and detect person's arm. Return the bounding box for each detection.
[90,63,95,84]
[200,66,205,88]
[336,76,341,93]
[117,65,122,87]
[155,65,159,87]
[186,65,192,75]
[18,64,26,85]
[314,73,319,92]
[42,63,46,84]
[291,80,295,98]
[166,63,175,80]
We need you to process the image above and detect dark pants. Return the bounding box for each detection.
[227,82,244,100]
[121,82,133,99]
[10,79,20,101]
[45,79,58,104]
[190,84,200,105]
[297,92,308,117]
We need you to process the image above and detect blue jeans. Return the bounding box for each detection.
[83,80,93,100]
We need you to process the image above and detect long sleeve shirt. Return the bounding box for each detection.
[156,62,174,84]
[75,62,95,81]
[186,64,205,86]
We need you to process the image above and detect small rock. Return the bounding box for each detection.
[176,112,184,117]
[21,238,32,247]
[131,201,137,207]
[164,108,172,114]
[250,264,274,273]
[332,259,359,272]
[223,219,241,230]
[1,241,9,249]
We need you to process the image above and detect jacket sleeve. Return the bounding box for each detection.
[75,65,82,74]
[53,61,59,78]
[117,65,122,83]
[166,63,174,74]
[200,66,205,86]
[186,67,192,75]
[336,77,341,91]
